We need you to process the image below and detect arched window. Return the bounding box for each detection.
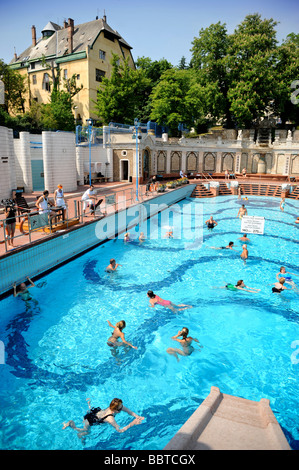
[42,73,51,92]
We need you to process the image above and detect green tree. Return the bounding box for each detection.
[190,22,232,126]
[150,68,205,135]
[227,14,279,127]
[93,55,151,124]
[0,59,27,113]
[272,33,299,126]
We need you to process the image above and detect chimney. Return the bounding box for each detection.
[64,20,68,29]
[32,25,36,47]
[67,18,74,54]
[103,11,107,22]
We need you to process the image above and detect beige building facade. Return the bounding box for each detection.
[9,15,135,125]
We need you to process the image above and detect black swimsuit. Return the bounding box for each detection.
[84,407,113,426]
[272,287,283,293]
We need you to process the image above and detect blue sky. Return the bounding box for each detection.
[0,0,298,65]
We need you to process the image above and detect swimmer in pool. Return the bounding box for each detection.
[139,232,146,243]
[210,241,236,250]
[280,198,286,212]
[147,290,192,313]
[276,267,298,291]
[237,204,247,219]
[241,244,248,264]
[62,397,144,440]
[272,278,289,293]
[164,230,173,238]
[166,328,202,362]
[295,217,299,224]
[13,277,35,302]
[217,280,260,293]
[106,320,137,350]
[124,232,131,242]
[238,233,250,243]
[105,258,122,272]
[205,216,218,231]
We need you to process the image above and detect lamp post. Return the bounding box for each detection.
[134,118,141,201]
[86,119,93,186]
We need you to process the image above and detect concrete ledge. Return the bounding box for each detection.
[164,386,291,450]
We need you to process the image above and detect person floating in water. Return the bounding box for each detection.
[210,241,236,250]
[62,398,144,440]
[272,278,289,294]
[105,258,122,273]
[147,290,192,313]
[205,216,218,231]
[221,280,260,293]
[276,267,298,292]
[237,204,247,219]
[240,244,248,264]
[13,277,35,302]
[166,327,202,362]
[106,320,137,351]
[238,233,250,243]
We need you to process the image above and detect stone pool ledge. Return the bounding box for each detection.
[164,386,291,450]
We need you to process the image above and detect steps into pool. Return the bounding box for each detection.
[191,184,214,198]
[191,183,287,198]
[164,386,291,450]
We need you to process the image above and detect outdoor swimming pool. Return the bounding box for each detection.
[0,195,298,450]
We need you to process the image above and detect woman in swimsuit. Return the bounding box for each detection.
[216,280,260,293]
[13,277,35,302]
[62,398,144,440]
[210,241,236,250]
[272,278,289,293]
[106,320,137,350]
[205,216,218,231]
[280,198,286,212]
[147,290,192,313]
[166,328,202,362]
[276,266,298,291]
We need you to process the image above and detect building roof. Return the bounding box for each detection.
[10,17,132,64]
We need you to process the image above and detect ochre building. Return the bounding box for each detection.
[9,15,135,124]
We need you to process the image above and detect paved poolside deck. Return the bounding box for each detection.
[164,386,291,450]
[0,176,297,258]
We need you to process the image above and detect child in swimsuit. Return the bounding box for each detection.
[147,290,192,313]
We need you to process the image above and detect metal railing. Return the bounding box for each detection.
[0,186,151,253]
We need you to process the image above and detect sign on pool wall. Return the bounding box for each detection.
[241,216,265,235]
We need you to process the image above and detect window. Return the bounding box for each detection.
[64,69,68,79]
[95,69,105,82]
[99,50,106,60]
[76,74,80,80]
[31,62,35,70]
[42,73,51,92]
[32,74,37,85]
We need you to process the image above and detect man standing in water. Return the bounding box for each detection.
[237,204,248,219]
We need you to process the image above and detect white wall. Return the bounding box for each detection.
[43,131,77,193]
[76,145,112,183]
[0,126,16,201]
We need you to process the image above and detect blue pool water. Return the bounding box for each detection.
[0,195,298,450]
